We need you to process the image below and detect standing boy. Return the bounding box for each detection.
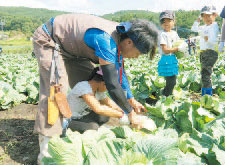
[191,6,219,96]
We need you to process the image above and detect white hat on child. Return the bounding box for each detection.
[201,6,216,15]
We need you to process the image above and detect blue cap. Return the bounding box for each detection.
[116,22,132,34]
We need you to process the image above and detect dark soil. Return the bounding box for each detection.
[0,104,120,165]
[0,104,39,165]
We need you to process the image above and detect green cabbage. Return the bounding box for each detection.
[200,95,214,109]
[175,51,185,59]
[173,39,187,59]
[43,127,180,165]
[189,81,201,92]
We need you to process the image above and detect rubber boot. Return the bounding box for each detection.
[201,88,212,96]
[37,135,51,165]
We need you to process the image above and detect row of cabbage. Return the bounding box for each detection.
[1,52,224,109]
[44,114,225,164]
[0,52,39,109]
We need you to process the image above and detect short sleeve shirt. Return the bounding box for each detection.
[67,81,107,119]
[158,30,180,55]
[84,28,117,63]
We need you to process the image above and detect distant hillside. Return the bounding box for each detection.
[0,7,223,38]
[0,7,70,36]
[103,10,159,22]
[0,6,69,18]
[102,9,222,38]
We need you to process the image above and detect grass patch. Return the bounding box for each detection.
[0,38,32,46]
[0,38,32,54]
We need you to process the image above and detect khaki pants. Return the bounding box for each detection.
[33,26,95,137]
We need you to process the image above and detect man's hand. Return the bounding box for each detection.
[204,36,208,41]
[128,98,147,114]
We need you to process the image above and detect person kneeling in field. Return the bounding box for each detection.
[63,66,124,135]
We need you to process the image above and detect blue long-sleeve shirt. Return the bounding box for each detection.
[84,28,133,99]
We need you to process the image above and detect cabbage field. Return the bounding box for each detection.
[0,42,225,164]
[0,44,39,109]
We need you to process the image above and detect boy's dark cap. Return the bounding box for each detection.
[201,6,214,14]
[160,10,175,21]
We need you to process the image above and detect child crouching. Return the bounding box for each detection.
[63,67,124,135]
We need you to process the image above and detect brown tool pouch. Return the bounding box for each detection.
[54,84,72,118]
[48,43,72,125]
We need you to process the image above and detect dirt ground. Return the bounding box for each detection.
[0,104,39,165]
[0,104,121,165]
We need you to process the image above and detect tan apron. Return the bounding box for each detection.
[32,14,119,136]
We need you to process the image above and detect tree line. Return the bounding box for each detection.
[103,10,222,38]
[0,7,223,38]
[0,7,68,37]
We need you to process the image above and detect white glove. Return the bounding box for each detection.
[218,42,225,52]
[178,42,188,53]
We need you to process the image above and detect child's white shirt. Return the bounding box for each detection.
[67,81,107,119]
[191,21,218,50]
[158,30,180,55]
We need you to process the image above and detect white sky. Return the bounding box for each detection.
[0,0,224,16]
